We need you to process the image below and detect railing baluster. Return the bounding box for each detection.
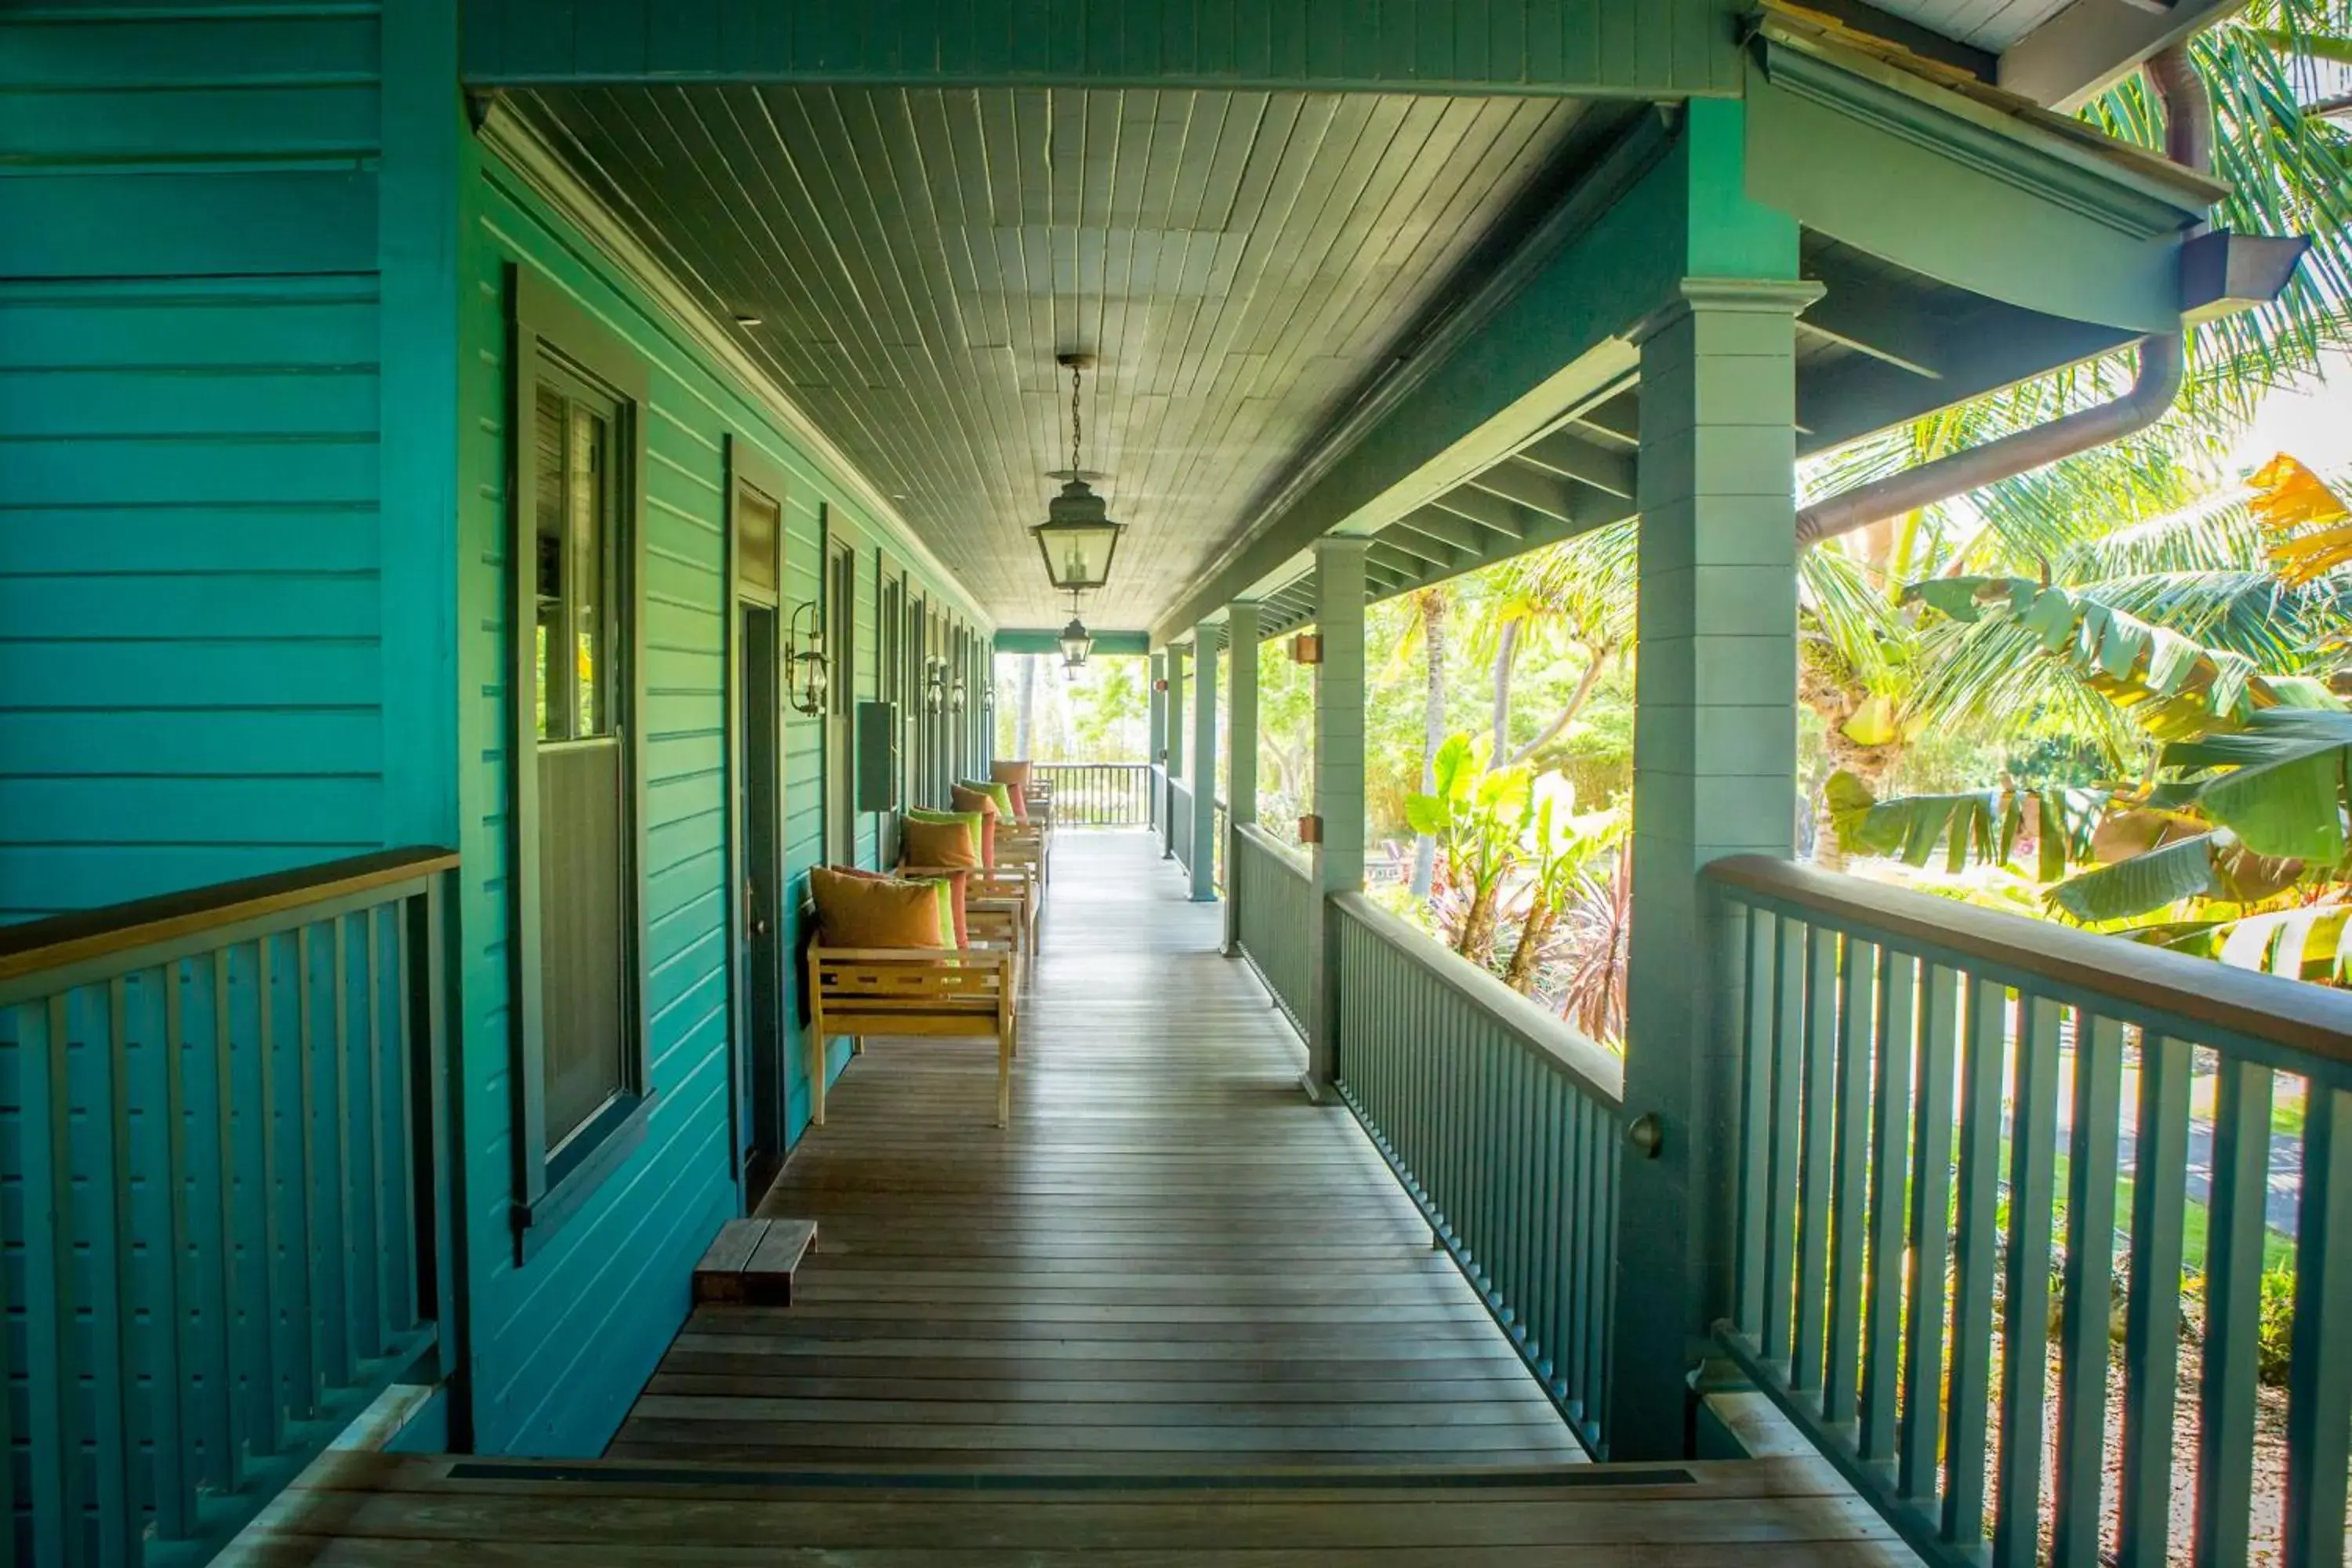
[253,936,285,1454]
[1792,921,1839,1395]
[1942,977,2008,1550]
[1860,948,1914,1464]
[1825,935,1878,1427]
[2118,1033,2191,1568]
[153,967,194,1539]
[1762,913,1805,1371]
[1733,906,1774,1341]
[1994,993,2063,1568]
[25,995,78,1566]
[98,979,137,1566]
[1899,962,1958,1506]
[2195,1057,2274,1568]
[2053,1012,2124,1566]
[2284,1080,2352,1568]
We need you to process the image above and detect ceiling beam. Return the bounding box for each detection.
[1388,510,1488,555]
[1800,284,1948,381]
[1515,430,1638,499]
[1467,459,1583,524]
[1796,304,2131,456]
[1998,0,2253,111]
[1370,529,1455,568]
[1573,390,1640,448]
[1428,487,1536,539]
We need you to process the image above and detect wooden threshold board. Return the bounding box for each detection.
[694,1218,818,1306]
[223,1449,1928,1564]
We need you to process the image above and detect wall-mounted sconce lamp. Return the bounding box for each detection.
[924,658,948,714]
[1290,633,1323,666]
[949,673,968,713]
[786,601,829,717]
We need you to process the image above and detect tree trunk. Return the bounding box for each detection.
[1504,904,1559,994]
[1410,590,1449,898]
[1490,621,1519,760]
[1800,656,1900,871]
[1506,646,1611,768]
[1014,654,1038,759]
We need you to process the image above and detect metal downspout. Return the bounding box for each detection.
[1792,45,2208,550]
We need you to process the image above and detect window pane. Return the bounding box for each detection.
[534,387,569,741]
[569,404,608,737]
[739,485,780,594]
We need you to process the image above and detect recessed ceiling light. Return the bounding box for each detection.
[891,492,909,502]
[731,310,764,327]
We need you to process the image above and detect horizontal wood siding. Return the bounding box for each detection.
[0,2,389,922]
[462,0,1740,94]
[457,137,988,1456]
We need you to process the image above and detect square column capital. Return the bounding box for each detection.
[1634,277,1826,345]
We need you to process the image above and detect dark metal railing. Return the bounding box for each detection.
[1330,891,1624,1456]
[1029,763,1152,826]
[0,848,459,1566]
[1708,855,2352,1568]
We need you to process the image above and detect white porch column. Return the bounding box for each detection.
[1223,601,1259,955]
[1164,644,1187,861]
[1189,621,1221,902]
[1304,538,1368,1094]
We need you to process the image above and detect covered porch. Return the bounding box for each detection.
[7,1,2350,1563]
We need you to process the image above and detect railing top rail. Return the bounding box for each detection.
[1236,822,1312,878]
[1706,853,2352,1065]
[0,845,459,986]
[1335,890,1626,1113]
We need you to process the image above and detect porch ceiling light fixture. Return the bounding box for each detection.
[1057,590,1094,667]
[786,601,829,717]
[1032,353,1123,593]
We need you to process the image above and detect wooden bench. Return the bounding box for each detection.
[998,821,1048,889]
[806,946,1018,1127]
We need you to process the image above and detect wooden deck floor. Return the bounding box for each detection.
[612,828,1583,1470]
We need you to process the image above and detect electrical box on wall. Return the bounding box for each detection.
[855,701,900,811]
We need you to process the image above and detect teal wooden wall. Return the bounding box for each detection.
[455,134,988,1454]
[0,2,390,920]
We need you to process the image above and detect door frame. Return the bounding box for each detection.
[724,433,789,1208]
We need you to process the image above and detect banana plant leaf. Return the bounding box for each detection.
[2163,707,2352,863]
[1826,770,2106,880]
[2047,829,2304,922]
[2144,902,2352,984]
[1903,575,2301,741]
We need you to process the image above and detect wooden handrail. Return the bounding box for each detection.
[1235,822,1311,877]
[1705,853,2352,1064]
[1334,890,1626,1112]
[0,845,459,985]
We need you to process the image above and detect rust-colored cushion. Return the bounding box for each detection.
[906,871,969,947]
[810,866,944,949]
[988,760,1033,821]
[899,814,981,870]
[946,786,1002,866]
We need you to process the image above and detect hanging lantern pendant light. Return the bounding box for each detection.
[1033,354,1124,593]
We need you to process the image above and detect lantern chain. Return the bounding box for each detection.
[1069,361,1083,477]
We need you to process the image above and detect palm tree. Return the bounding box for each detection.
[1467,518,1639,770]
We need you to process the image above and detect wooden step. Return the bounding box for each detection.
[694,1218,818,1306]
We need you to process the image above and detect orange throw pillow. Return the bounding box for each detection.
[810,866,943,949]
[989,760,1033,822]
[911,870,970,946]
[947,786,1002,866]
[899,815,980,869]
